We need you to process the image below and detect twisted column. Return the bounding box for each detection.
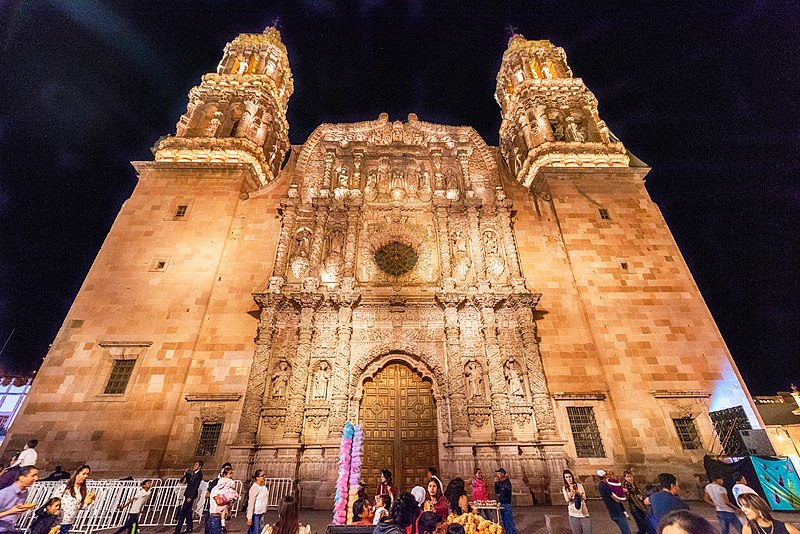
[238,291,285,443]
[436,290,468,439]
[433,202,453,278]
[473,293,513,440]
[328,281,360,434]
[272,197,299,279]
[284,291,323,438]
[465,202,486,276]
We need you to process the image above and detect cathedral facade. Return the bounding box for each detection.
[3,29,761,507]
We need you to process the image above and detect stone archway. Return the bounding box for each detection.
[358,359,439,493]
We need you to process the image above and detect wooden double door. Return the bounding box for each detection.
[360,362,439,492]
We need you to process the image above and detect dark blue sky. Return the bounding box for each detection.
[0,2,797,395]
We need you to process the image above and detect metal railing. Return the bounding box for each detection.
[13,477,294,534]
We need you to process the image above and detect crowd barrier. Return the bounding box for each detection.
[14,477,294,534]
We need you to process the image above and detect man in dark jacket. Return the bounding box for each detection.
[175,461,204,534]
[494,468,517,534]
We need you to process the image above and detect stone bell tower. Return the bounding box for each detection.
[496,35,629,187]
[157,26,293,189]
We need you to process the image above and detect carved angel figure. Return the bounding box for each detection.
[312,361,331,399]
[504,359,524,398]
[271,361,290,398]
[465,361,484,400]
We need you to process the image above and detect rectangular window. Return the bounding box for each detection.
[673,417,702,450]
[566,406,606,458]
[599,208,610,220]
[175,205,188,217]
[103,359,136,395]
[195,423,223,456]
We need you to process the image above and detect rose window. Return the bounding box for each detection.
[374,242,418,276]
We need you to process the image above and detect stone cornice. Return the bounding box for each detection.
[651,390,711,399]
[185,393,242,402]
[553,391,607,401]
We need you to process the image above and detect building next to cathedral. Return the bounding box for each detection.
[2,28,761,507]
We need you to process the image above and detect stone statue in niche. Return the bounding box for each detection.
[417,166,431,190]
[312,360,331,400]
[336,166,349,189]
[364,169,378,201]
[504,359,524,398]
[541,63,553,79]
[551,121,565,142]
[206,111,223,137]
[391,169,406,191]
[577,124,589,143]
[271,361,291,398]
[465,360,484,400]
[452,230,471,280]
[324,230,344,276]
[483,230,505,277]
[445,169,458,190]
[290,229,311,279]
[483,230,499,256]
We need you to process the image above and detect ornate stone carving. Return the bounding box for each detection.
[304,405,331,429]
[465,360,485,400]
[467,403,493,428]
[311,360,332,400]
[201,404,224,424]
[270,360,291,399]
[262,407,286,429]
[504,358,524,398]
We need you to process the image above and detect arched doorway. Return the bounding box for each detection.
[359,361,439,492]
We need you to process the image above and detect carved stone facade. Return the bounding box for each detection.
[3,29,761,508]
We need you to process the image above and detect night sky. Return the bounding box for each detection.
[0,2,797,395]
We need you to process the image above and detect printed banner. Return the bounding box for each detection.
[751,457,800,511]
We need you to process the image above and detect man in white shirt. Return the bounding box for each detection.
[114,479,152,534]
[731,472,757,505]
[704,475,742,534]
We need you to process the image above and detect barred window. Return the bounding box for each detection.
[175,205,188,217]
[103,359,136,395]
[599,208,610,220]
[673,417,702,450]
[195,423,223,456]
[567,406,606,458]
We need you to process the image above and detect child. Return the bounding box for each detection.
[29,497,61,534]
[113,479,152,534]
[372,494,390,525]
[605,471,630,518]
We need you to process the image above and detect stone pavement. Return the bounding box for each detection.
[113,501,800,534]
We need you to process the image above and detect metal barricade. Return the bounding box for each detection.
[264,478,294,509]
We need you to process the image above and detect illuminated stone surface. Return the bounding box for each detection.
[1,30,761,508]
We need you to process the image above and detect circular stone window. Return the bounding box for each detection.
[374,242,418,277]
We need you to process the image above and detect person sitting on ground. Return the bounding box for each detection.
[42,466,70,482]
[444,478,469,517]
[373,493,419,534]
[28,497,61,534]
[351,497,373,525]
[737,493,800,534]
[373,494,391,525]
[261,495,311,534]
[423,479,448,523]
[657,509,719,534]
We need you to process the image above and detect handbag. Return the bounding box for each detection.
[573,486,582,510]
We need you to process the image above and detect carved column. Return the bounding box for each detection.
[238,291,285,443]
[273,197,299,279]
[465,201,486,276]
[342,203,361,279]
[473,294,513,440]
[329,280,360,434]
[508,292,557,440]
[496,196,523,281]
[285,291,323,438]
[307,200,330,276]
[433,201,452,278]
[436,290,468,439]
[457,148,472,191]
[322,149,335,191]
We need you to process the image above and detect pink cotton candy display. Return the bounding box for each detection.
[332,422,356,525]
[346,424,364,523]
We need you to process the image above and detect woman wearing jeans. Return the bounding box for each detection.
[563,470,592,534]
[246,469,269,534]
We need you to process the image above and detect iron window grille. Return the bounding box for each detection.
[195,423,223,456]
[599,208,610,220]
[673,417,702,450]
[175,205,188,217]
[103,359,136,395]
[566,406,606,458]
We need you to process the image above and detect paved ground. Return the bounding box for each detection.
[110,501,800,534]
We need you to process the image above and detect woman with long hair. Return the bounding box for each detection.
[373,493,418,534]
[261,495,311,534]
[377,469,396,503]
[656,510,719,534]
[351,498,374,525]
[737,493,799,534]
[562,469,591,534]
[423,478,448,523]
[59,465,96,534]
[444,478,469,517]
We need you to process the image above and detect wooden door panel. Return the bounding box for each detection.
[360,361,438,493]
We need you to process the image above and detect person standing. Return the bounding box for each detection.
[737,493,800,534]
[704,475,741,534]
[175,461,203,534]
[0,439,38,490]
[598,469,631,534]
[494,468,518,534]
[563,470,591,534]
[731,473,757,505]
[0,465,39,533]
[423,479,448,523]
[471,468,490,519]
[645,473,689,527]
[623,470,652,534]
[58,465,96,534]
[376,469,396,504]
[246,469,268,534]
[208,467,237,534]
[426,468,443,493]
[113,479,152,534]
